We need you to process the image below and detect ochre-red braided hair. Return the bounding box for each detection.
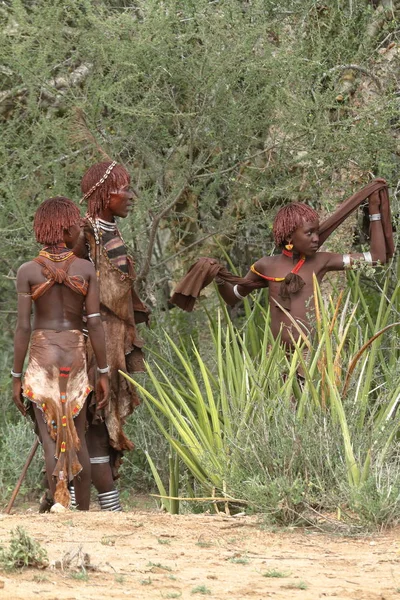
[81,161,130,217]
[273,202,319,247]
[33,197,80,245]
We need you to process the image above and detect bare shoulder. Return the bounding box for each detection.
[17,260,38,278]
[253,255,278,274]
[74,257,96,277]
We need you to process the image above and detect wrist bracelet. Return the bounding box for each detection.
[97,365,110,374]
[87,312,101,319]
[11,370,22,378]
[233,284,245,300]
[369,214,381,222]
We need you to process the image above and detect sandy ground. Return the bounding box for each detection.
[0,505,399,600]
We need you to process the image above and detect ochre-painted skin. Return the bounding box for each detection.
[217,195,387,348]
[99,183,134,220]
[85,178,137,496]
[12,224,109,510]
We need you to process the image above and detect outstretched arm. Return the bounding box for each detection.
[12,264,33,415]
[85,263,109,409]
[216,261,267,306]
[322,191,387,271]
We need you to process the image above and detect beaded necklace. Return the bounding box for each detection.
[39,243,74,262]
[250,249,306,282]
[86,215,135,282]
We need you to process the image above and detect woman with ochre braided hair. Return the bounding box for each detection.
[12,197,109,510]
[172,180,393,348]
[74,161,149,512]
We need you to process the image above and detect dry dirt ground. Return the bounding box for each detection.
[0,506,399,600]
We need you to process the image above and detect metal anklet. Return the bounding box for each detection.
[69,485,77,509]
[98,489,122,512]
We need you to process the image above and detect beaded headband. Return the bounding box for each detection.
[79,160,117,205]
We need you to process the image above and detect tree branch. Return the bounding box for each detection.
[325,64,382,91]
[0,63,93,108]
[136,183,189,286]
[154,231,221,269]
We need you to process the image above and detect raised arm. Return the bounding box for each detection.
[12,264,33,415]
[322,190,387,272]
[84,262,109,409]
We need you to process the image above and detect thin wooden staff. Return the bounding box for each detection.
[5,439,39,514]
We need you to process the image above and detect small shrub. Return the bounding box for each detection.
[191,585,211,595]
[263,569,290,578]
[0,527,48,571]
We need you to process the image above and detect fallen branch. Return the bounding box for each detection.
[150,493,248,503]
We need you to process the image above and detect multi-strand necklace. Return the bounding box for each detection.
[39,243,74,262]
[85,215,135,281]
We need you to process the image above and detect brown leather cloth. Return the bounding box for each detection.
[78,222,150,475]
[23,329,91,507]
[171,179,394,311]
[31,255,88,300]
[318,178,394,258]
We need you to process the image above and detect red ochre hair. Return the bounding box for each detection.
[81,161,130,217]
[33,197,80,245]
[273,202,319,247]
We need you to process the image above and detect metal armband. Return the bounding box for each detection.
[363,251,373,265]
[342,254,351,269]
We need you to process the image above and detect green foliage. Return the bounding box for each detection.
[0,527,48,571]
[121,273,400,527]
[0,420,44,503]
[0,0,399,510]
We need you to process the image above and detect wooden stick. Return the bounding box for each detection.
[150,493,248,503]
[5,439,39,514]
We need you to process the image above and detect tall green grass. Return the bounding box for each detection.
[121,272,400,526]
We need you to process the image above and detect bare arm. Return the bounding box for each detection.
[13,265,33,373]
[84,262,109,409]
[216,260,267,306]
[322,191,387,272]
[12,264,33,415]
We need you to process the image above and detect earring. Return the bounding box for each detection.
[285,243,293,251]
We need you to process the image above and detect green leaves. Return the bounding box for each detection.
[121,271,400,515]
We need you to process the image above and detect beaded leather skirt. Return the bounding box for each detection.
[23,329,91,507]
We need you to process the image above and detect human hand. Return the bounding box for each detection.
[369,191,381,212]
[96,373,110,410]
[12,378,26,416]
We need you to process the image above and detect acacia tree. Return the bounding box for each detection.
[0,0,398,321]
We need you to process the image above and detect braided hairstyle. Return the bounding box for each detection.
[34,197,80,245]
[81,161,130,217]
[273,202,319,248]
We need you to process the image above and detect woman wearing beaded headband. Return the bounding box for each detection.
[76,161,149,512]
[12,197,109,511]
